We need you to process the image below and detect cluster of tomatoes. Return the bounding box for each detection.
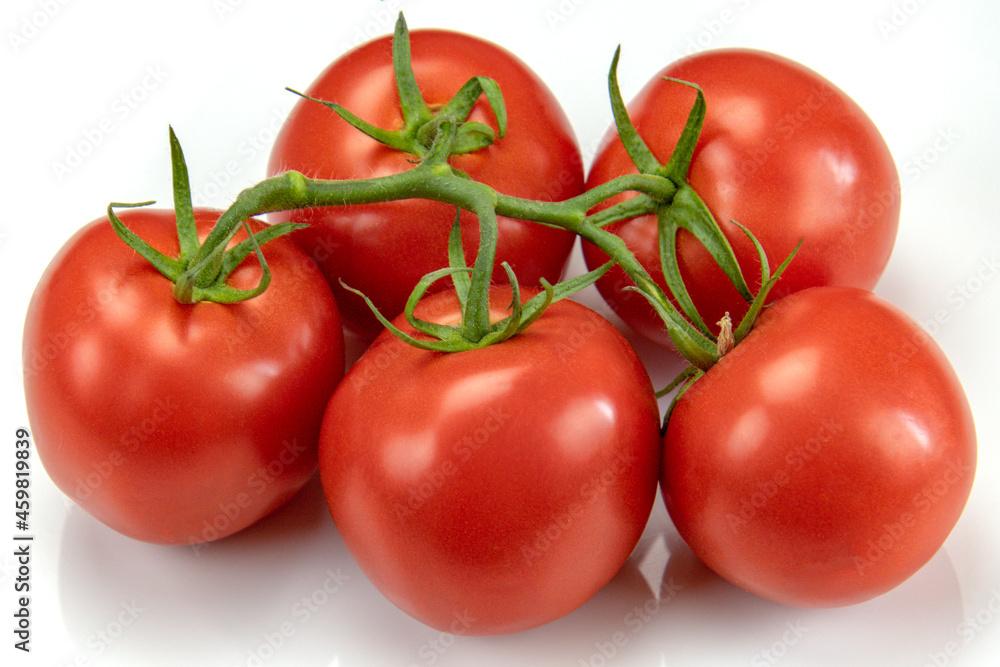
[22,16,976,636]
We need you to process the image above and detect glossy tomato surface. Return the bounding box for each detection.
[319,287,661,634]
[268,29,583,338]
[22,209,345,545]
[584,49,900,346]
[662,286,976,607]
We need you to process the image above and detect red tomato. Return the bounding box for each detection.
[662,286,976,607]
[22,209,344,545]
[318,286,661,634]
[583,49,900,346]
[268,29,583,339]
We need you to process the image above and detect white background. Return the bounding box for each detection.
[2,0,999,665]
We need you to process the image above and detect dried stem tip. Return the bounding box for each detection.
[716,312,735,357]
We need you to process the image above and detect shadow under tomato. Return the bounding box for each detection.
[56,465,966,667]
[626,503,966,666]
[57,474,355,666]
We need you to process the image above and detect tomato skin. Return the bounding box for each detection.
[584,49,900,346]
[22,209,345,545]
[318,287,661,634]
[661,286,976,607]
[268,29,583,339]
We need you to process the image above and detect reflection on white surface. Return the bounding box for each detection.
[55,480,965,667]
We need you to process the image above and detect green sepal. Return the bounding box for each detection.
[608,47,660,175]
[185,220,270,303]
[349,250,614,353]
[657,78,705,186]
[506,275,553,336]
[429,75,507,154]
[484,258,615,345]
[341,279,475,353]
[446,210,471,306]
[216,221,308,282]
[169,126,199,262]
[524,260,614,315]
[391,12,434,135]
[404,266,476,342]
[660,365,705,433]
[656,184,754,335]
[732,223,802,343]
[108,128,303,305]
[289,13,506,162]
[107,201,182,279]
[666,324,719,372]
[285,88,411,152]
[478,263,528,345]
[605,49,760,362]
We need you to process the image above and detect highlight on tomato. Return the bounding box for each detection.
[22,131,345,545]
[268,15,584,339]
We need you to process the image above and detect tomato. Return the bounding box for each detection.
[22,209,344,545]
[583,49,900,346]
[268,28,583,339]
[318,286,661,634]
[661,286,976,607]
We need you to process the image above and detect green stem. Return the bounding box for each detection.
[220,161,721,368]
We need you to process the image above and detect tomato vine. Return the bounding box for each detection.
[168,13,790,376]
[109,12,792,386]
